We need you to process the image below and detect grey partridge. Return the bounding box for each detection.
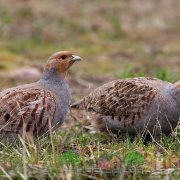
[71,77,180,137]
[0,51,81,140]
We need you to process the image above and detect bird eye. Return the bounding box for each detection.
[61,55,67,60]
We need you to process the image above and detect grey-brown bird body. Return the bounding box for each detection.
[0,80,68,138]
[71,77,180,136]
[0,51,81,139]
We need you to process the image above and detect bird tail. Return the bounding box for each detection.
[70,100,83,109]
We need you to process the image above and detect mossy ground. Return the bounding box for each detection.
[0,126,180,179]
[0,0,179,179]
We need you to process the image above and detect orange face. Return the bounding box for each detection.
[175,81,180,89]
[45,51,81,78]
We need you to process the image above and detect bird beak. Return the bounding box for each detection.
[71,55,81,62]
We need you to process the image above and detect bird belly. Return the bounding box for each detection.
[100,101,179,136]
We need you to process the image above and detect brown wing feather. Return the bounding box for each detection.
[0,87,56,137]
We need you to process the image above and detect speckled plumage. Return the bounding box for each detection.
[0,51,81,140]
[71,77,180,136]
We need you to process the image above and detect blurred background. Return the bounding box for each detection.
[0,2,180,177]
[0,0,179,101]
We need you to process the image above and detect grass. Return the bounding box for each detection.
[0,127,179,179]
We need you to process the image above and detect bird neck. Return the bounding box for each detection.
[39,67,67,87]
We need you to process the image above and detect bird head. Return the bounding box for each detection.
[173,80,180,106]
[44,51,81,78]
[174,80,180,89]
